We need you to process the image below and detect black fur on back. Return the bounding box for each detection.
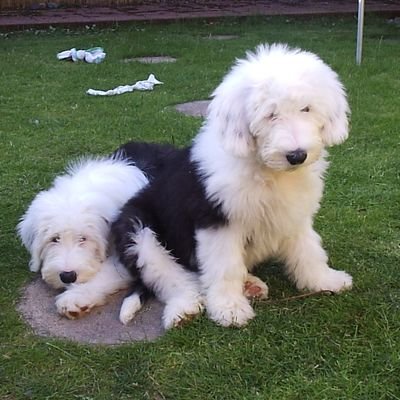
[111,141,228,275]
[113,142,177,181]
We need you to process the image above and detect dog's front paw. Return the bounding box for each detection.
[300,268,353,293]
[56,290,94,319]
[244,274,269,300]
[207,293,255,327]
[163,297,204,330]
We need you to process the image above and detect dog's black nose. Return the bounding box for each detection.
[286,149,307,165]
[59,271,77,284]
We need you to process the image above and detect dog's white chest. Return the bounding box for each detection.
[228,169,324,266]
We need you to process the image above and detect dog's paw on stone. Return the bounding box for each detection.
[56,290,93,319]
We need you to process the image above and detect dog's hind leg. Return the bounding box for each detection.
[127,226,203,329]
[244,274,269,300]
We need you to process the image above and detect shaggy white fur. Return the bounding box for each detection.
[18,157,148,318]
[191,43,352,326]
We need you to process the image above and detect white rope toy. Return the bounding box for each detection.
[87,74,163,96]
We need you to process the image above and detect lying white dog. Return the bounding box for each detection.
[112,43,353,328]
[18,157,148,319]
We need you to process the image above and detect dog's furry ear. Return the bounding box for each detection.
[321,80,350,146]
[95,235,108,263]
[28,237,44,272]
[17,216,42,272]
[88,215,110,262]
[208,74,255,157]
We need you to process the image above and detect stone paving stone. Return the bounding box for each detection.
[175,100,210,118]
[18,279,164,344]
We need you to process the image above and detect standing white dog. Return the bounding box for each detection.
[18,157,148,319]
[113,43,353,328]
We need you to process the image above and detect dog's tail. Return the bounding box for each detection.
[119,277,154,325]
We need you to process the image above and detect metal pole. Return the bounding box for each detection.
[356,0,365,65]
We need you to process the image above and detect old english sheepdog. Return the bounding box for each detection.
[18,157,148,319]
[112,43,353,329]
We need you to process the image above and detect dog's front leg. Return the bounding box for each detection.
[196,226,255,327]
[281,225,352,293]
[56,256,132,319]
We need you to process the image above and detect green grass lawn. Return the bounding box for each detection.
[1,14,399,399]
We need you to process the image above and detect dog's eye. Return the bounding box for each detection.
[79,236,87,243]
[267,112,277,120]
[301,106,310,113]
[51,235,60,243]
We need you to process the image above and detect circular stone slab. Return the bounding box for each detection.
[123,56,177,64]
[175,100,210,118]
[18,279,164,345]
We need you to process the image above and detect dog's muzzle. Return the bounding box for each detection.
[286,149,307,165]
[59,271,77,284]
